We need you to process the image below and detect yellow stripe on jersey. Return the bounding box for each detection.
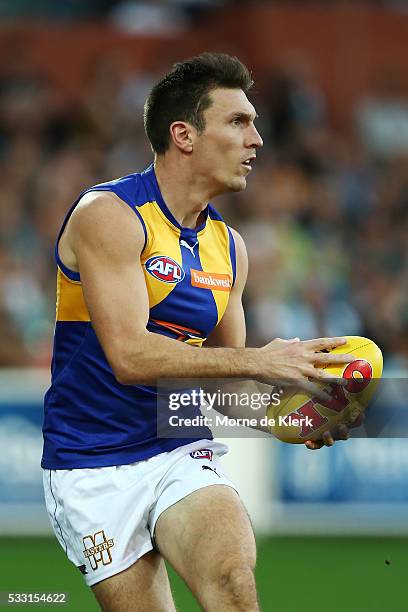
[185,337,205,347]
[138,201,183,308]
[198,219,233,324]
[56,268,90,322]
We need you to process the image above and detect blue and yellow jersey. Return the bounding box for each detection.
[42,164,236,469]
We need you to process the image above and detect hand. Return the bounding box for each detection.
[304,412,364,450]
[259,337,354,397]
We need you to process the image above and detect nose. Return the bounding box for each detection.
[247,124,263,149]
[254,127,263,148]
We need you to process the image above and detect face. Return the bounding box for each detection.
[191,88,263,195]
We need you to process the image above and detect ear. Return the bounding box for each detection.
[169,121,194,153]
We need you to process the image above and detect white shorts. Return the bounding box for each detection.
[42,439,237,586]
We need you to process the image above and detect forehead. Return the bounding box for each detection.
[205,88,257,120]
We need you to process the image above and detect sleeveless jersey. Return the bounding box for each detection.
[41,164,236,469]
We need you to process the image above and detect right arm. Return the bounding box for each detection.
[61,192,353,385]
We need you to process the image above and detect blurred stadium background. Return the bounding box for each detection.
[1,1,408,610]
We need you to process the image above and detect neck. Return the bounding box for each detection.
[154,155,213,229]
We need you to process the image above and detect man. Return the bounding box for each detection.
[42,53,353,611]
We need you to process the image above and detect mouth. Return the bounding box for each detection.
[241,155,256,172]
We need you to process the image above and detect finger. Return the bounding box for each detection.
[304,337,347,351]
[305,429,337,450]
[305,439,324,450]
[288,379,332,403]
[276,387,293,402]
[310,372,348,388]
[313,353,355,365]
[322,430,335,446]
[308,368,347,385]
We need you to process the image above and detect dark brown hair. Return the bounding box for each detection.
[144,52,253,155]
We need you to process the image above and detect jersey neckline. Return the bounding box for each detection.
[143,163,209,234]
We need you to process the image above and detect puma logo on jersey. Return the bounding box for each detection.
[145,256,185,284]
[180,239,198,258]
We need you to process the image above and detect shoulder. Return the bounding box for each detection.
[69,190,146,253]
[228,227,247,257]
[73,190,141,227]
[83,166,154,209]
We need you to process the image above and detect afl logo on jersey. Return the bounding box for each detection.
[145,256,185,284]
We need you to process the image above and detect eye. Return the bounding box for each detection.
[231,117,242,126]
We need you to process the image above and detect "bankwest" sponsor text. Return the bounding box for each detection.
[191,269,231,291]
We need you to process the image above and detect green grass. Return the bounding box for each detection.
[0,537,407,611]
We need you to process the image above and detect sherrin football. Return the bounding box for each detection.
[267,336,383,443]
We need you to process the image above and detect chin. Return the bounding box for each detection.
[228,177,247,192]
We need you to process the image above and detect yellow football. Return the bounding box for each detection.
[267,336,383,443]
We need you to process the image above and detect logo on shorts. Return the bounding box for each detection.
[145,256,185,284]
[83,530,115,571]
[190,449,213,461]
[202,465,220,478]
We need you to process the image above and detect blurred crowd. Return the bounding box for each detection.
[1,0,408,25]
[0,0,229,27]
[0,43,407,371]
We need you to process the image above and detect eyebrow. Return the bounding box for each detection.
[229,111,259,121]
